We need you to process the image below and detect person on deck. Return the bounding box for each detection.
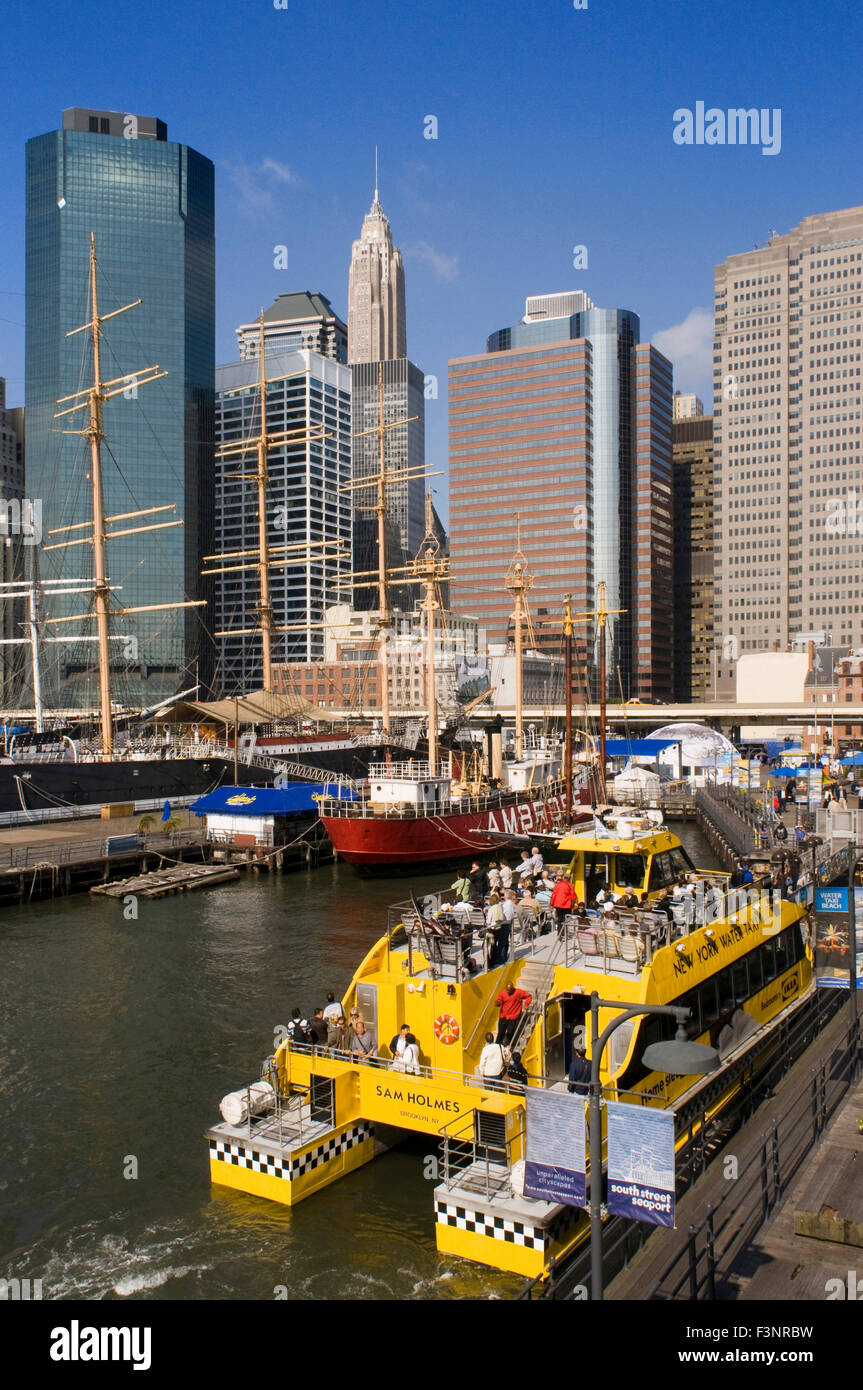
[499,858,513,890]
[469,861,488,897]
[389,1024,420,1073]
[495,981,532,1046]
[350,1020,375,1060]
[568,1046,591,1096]
[550,874,575,926]
[451,873,471,902]
[516,850,534,883]
[323,992,342,1024]
[478,1032,506,1082]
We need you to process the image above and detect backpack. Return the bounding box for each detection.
[289,1018,309,1044]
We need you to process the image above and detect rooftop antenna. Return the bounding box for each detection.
[374,146,379,202]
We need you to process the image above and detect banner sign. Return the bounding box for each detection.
[606,1101,676,1227]
[524,1086,586,1207]
[814,886,863,990]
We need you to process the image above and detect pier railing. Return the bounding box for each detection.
[0,827,206,870]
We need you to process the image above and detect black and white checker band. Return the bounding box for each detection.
[210,1122,373,1183]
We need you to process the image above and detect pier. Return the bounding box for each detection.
[0,807,333,907]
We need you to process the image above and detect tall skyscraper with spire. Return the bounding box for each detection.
[347,164,423,601]
[347,160,406,365]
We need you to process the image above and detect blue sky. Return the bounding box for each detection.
[2,0,862,520]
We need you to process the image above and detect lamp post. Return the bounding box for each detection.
[587,991,720,1301]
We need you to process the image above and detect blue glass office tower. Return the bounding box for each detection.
[26,108,215,710]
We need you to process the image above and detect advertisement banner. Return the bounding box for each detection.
[814,886,863,990]
[606,1101,675,1227]
[524,1086,586,1207]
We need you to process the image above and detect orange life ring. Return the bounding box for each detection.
[434,1013,460,1044]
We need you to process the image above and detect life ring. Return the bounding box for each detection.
[434,1013,460,1044]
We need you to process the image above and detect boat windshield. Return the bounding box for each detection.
[614,853,648,888]
[647,846,695,891]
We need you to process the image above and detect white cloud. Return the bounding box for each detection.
[653,306,714,393]
[404,240,459,282]
[224,159,299,215]
[259,158,298,185]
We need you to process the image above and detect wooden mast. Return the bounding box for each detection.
[505,529,533,763]
[572,581,626,803]
[254,310,275,692]
[51,234,205,756]
[342,366,422,740]
[413,529,447,771]
[207,355,342,692]
[563,593,573,817]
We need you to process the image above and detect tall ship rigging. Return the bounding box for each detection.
[318,500,596,869]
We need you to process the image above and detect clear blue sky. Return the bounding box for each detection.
[2,0,862,521]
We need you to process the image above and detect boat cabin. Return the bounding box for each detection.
[557,812,696,903]
[367,761,451,813]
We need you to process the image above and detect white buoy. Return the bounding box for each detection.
[219,1080,274,1126]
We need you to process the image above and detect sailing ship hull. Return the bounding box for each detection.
[0,757,278,819]
[320,786,592,871]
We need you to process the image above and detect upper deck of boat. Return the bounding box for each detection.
[381,873,780,988]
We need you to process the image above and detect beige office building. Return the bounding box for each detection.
[347,185,406,365]
[713,205,863,690]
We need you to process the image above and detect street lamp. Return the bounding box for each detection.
[588,991,720,1301]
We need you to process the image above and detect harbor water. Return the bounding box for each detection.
[0,825,719,1301]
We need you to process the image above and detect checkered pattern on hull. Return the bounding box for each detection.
[210,1122,373,1182]
[435,1200,545,1250]
[435,1198,583,1251]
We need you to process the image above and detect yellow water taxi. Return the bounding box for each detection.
[206,811,813,1279]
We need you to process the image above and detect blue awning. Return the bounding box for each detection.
[606,739,678,757]
[190,783,357,816]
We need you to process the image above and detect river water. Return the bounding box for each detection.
[0,825,717,1302]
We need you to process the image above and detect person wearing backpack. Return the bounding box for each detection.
[287,1008,309,1044]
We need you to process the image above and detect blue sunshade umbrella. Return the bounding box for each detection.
[839,751,863,766]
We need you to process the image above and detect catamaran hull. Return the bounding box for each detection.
[320,788,592,870]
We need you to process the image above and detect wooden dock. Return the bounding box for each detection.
[91,862,242,899]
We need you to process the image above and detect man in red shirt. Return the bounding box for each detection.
[550,874,575,927]
[495,981,533,1046]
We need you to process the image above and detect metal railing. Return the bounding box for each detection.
[0,827,206,870]
[439,1106,526,1201]
[318,777,566,820]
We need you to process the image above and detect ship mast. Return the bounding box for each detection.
[51,234,205,757]
[342,365,427,739]
[205,329,343,693]
[573,581,626,802]
[255,310,275,691]
[505,529,534,763]
[412,528,448,771]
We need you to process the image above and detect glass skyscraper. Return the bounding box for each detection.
[25,107,215,711]
[215,350,353,694]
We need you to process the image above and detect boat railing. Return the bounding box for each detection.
[438,1106,526,1201]
[317,778,564,819]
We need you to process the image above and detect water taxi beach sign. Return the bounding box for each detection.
[524,1088,586,1207]
[813,886,863,989]
[606,1102,675,1227]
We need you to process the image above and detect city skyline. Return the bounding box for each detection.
[2,1,862,525]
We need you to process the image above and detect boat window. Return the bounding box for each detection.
[608,1020,635,1072]
[614,853,648,889]
[731,958,749,1006]
[761,938,778,984]
[648,851,676,891]
[717,965,735,1017]
[774,930,792,976]
[669,846,695,875]
[747,949,764,996]
[699,977,720,1033]
[678,987,701,1039]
